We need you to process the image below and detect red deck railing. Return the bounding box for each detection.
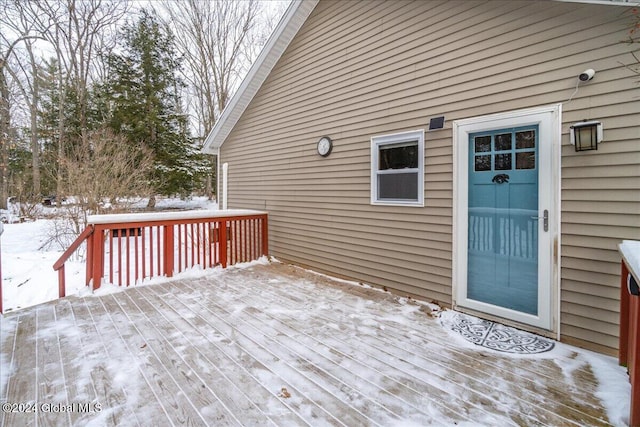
[619,242,640,427]
[53,210,268,296]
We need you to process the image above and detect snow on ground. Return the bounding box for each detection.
[1,219,85,311]
[0,196,217,312]
[437,310,631,426]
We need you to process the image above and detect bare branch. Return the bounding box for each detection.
[156,0,280,136]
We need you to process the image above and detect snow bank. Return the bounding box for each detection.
[0,197,219,312]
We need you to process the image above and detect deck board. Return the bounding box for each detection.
[3,313,36,427]
[53,300,101,426]
[71,296,147,426]
[0,261,618,426]
[98,293,211,427]
[153,282,347,426]
[220,266,609,426]
[173,279,468,425]
[128,286,302,426]
[121,288,261,426]
[36,305,70,427]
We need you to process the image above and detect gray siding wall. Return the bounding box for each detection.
[220,0,640,354]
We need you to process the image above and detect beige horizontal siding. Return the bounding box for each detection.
[221,0,640,354]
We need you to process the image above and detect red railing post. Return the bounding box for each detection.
[164,224,174,277]
[220,220,228,268]
[621,261,631,367]
[58,265,66,298]
[632,299,640,427]
[53,225,95,298]
[86,232,94,286]
[261,214,269,257]
[620,256,640,427]
[91,226,105,290]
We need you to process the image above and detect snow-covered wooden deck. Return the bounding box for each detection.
[0,261,616,426]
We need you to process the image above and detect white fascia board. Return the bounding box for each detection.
[201,0,319,154]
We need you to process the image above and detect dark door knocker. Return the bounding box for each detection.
[492,174,510,184]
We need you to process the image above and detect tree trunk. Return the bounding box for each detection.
[30,78,40,197]
[206,173,212,200]
[25,42,40,198]
[0,67,9,210]
[55,59,65,208]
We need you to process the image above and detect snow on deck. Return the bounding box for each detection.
[0,261,623,426]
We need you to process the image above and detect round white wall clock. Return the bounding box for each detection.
[317,136,333,157]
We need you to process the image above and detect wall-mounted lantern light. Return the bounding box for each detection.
[570,120,603,152]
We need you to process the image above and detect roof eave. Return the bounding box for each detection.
[202,0,319,154]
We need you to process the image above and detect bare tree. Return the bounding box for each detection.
[58,127,152,234]
[32,0,128,132]
[0,0,48,209]
[43,127,151,251]
[156,0,286,198]
[3,39,44,198]
[622,6,640,84]
[23,0,129,204]
[159,0,261,133]
[1,0,129,207]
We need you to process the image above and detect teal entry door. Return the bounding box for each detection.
[467,126,539,315]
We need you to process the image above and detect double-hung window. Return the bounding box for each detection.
[371,130,424,206]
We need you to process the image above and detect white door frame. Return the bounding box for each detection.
[452,104,561,331]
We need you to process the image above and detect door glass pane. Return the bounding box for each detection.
[495,133,512,151]
[475,155,491,171]
[516,130,536,149]
[495,153,512,170]
[516,152,535,169]
[474,136,491,153]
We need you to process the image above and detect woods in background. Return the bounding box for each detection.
[0,0,285,212]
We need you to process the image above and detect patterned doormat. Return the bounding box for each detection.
[440,312,555,354]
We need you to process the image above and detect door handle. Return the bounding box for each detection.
[530,209,549,232]
[492,174,510,184]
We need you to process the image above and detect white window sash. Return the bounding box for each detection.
[370,129,424,207]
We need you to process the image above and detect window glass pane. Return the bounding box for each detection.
[475,155,491,171]
[495,133,512,151]
[378,172,418,200]
[516,130,536,149]
[379,142,418,170]
[495,153,512,170]
[474,136,491,153]
[516,152,535,169]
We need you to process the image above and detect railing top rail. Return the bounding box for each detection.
[53,225,95,271]
[620,240,640,286]
[87,209,267,225]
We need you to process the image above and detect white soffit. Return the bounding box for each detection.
[201,0,319,154]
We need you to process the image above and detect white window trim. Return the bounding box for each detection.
[370,129,425,207]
